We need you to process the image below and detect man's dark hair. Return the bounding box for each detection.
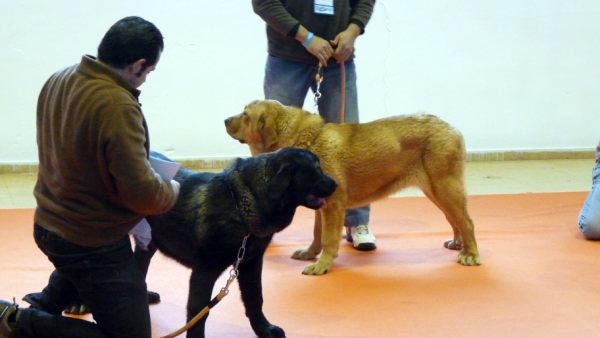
[98,16,164,70]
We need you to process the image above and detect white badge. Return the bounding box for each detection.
[314,0,334,16]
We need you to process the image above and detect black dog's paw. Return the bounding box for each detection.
[64,303,91,315]
[258,325,285,338]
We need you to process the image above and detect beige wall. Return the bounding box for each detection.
[1,1,599,163]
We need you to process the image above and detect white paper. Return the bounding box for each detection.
[149,156,181,181]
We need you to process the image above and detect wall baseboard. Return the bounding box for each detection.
[465,150,594,161]
[1,149,594,175]
[0,163,39,175]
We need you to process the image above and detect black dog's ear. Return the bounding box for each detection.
[267,163,292,199]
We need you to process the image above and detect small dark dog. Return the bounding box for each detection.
[142,147,336,337]
[26,148,337,338]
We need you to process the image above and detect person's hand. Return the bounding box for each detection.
[170,179,180,199]
[305,35,334,67]
[330,24,361,63]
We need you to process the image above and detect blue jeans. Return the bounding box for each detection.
[11,224,150,338]
[263,55,369,227]
[578,162,600,239]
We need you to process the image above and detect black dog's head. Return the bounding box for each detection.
[232,147,337,237]
[264,147,337,209]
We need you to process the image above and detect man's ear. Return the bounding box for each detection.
[267,163,292,199]
[130,58,146,76]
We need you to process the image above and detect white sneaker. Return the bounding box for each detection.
[346,224,376,251]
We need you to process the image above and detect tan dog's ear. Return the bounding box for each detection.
[257,104,279,152]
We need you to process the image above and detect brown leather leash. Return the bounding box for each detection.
[160,234,250,338]
[314,61,346,123]
[338,61,346,124]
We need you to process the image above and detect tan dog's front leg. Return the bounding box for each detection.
[292,211,322,260]
[302,204,345,275]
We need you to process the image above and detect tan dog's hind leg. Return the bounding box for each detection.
[292,211,322,260]
[426,176,480,266]
[301,201,346,275]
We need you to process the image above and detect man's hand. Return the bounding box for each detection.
[295,26,334,66]
[330,23,362,63]
[305,35,334,67]
[170,180,180,200]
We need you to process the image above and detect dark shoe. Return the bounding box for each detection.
[22,292,62,315]
[22,292,80,315]
[0,299,19,338]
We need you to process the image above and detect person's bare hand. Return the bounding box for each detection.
[170,179,180,199]
[331,25,361,63]
[306,35,334,66]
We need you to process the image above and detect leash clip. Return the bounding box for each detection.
[223,234,249,295]
[313,64,324,111]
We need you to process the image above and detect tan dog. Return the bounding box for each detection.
[225,100,480,275]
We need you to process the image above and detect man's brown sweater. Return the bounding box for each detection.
[34,55,176,247]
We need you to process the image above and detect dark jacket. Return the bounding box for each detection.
[253,0,375,65]
[34,55,176,247]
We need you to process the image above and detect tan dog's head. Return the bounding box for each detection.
[224,100,283,155]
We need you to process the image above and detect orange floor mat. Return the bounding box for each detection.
[1,192,599,337]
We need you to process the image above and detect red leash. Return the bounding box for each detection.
[314,61,346,124]
[338,61,346,124]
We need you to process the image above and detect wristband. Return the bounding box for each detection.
[302,31,314,48]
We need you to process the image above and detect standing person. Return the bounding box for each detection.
[252,0,377,250]
[0,16,179,338]
[578,140,600,240]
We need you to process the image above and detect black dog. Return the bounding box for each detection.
[23,148,335,337]
[141,148,336,337]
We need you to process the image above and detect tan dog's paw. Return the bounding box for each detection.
[444,239,462,250]
[302,261,330,275]
[292,248,318,261]
[458,251,481,266]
